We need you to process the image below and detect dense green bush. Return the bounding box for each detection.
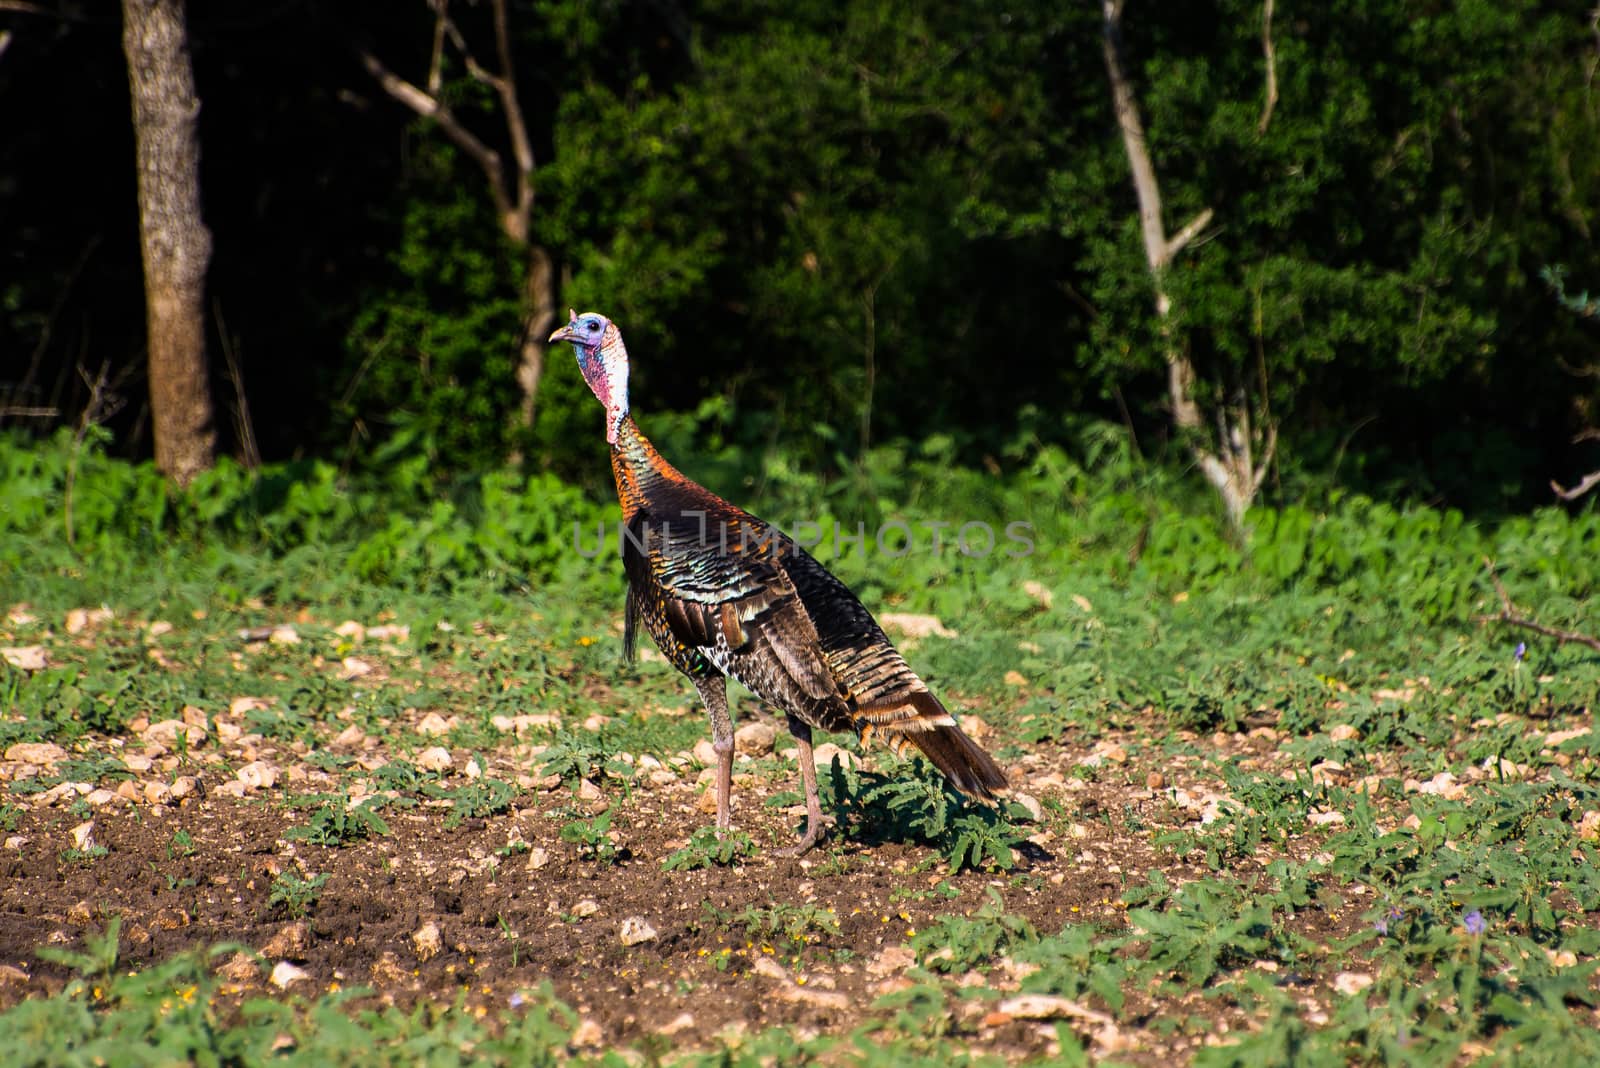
[4,423,1594,628]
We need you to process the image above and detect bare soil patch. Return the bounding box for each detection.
[0,708,1379,1063]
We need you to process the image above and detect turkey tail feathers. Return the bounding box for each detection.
[903,724,1010,800]
[856,691,1010,801]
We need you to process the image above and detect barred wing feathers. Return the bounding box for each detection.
[622,499,1008,801]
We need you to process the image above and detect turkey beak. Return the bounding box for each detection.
[548,308,581,344]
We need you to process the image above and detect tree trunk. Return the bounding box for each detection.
[1100,0,1272,531]
[122,0,214,485]
[515,244,556,432]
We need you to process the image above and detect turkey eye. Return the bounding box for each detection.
[587,320,601,332]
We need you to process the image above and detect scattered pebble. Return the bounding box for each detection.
[65,607,112,634]
[416,747,453,772]
[734,721,777,756]
[339,657,375,680]
[866,945,915,978]
[412,922,442,961]
[269,961,311,989]
[262,922,310,959]
[142,719,207,749]
[879,613,955,639]
[416,712,453,736]
[619,916,657,946]
[1021,581,1054,609]
[5,742,66,766]
[218,952,258,983]
[1,646,47,671]
[1333,971,1374,996]
[236,761,279,791]
[1013,793,1043,822]
[811,743,855,771]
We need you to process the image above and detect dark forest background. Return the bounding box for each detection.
[3,0,1598,517]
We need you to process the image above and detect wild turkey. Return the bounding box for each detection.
[549,310,1009,854]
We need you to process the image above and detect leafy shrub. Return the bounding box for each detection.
[911,889,1038,973]
[662,827,757,871]
[283,796,390,847]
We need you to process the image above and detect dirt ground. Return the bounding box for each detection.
[0,709,1355,1063]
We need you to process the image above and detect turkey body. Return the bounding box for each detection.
[552,311,1007,854]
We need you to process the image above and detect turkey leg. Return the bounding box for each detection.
[782,715,828,856]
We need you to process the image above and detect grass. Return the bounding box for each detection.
[3,429,1600,1063]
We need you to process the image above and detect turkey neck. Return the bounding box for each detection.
[609,415,702,517]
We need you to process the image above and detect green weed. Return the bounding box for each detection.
[268,870,330,919]
[282,795,390,846]
[423,776,519,827]
[558,812,620,864]
[912,889,1037,973]
[662,827,757,871]
[733,902,842,954]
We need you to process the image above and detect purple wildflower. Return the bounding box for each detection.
[1514,642,1526,662]
[509,992,526,1010]
[1375,905,1404,935]
[1464,909,1486,936]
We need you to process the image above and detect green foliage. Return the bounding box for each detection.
[911,889,1037,973]
[538,733,633,788]
[558,812,619,864]
[662,827,757,871]
[423,777,520,828]
[734,902,842,955]
[339,141,529,471]
[167,830,196,859]
[268,870,330,919]
[1123,878,1283,989]
[815,754,1024,874]
[36,918,124,986]
[282,795,391,847]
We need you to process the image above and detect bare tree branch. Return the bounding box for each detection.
[1552,470,1600,501]
[425,0,447,94]
[1166,207,1215,261]
[1477,558,1600,653]
[434,4,500,89]
[360,4,553,443]
[491,0,535,236]
[1256,0,1278,135]
[357,46,517,234]
[1102,1,1175,274]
